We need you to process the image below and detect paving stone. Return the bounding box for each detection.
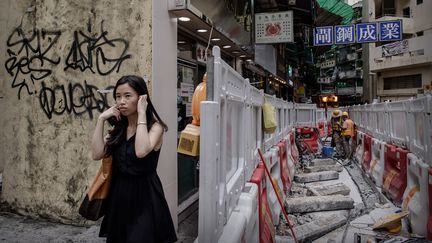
[310,158,336,167]
[276,211,348,243]
[285,195,354,213]
[294,171,339,183]
[304,165,343,173]
[307,182,351,196]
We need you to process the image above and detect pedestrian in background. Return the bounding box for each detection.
[331,110,344,158]
[342,111,355,161]
[91,75,177,243]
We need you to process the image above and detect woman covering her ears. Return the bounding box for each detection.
[91,75,177,243]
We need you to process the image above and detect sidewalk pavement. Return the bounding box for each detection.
[0,210,197,243]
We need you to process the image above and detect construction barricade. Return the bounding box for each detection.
[296,127,320,154]
[402,153,430,238]
[278,140,293,195]
[383,143,409,205]
[250,164,275,243]
[263,147,283,226]
[408,95,432,166]
[355,131,364,165]
[289,131,299,164]
[369,138,386,187]
[362,133,373,172]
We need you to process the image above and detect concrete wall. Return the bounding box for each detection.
[0,0,175,225]
[152,0,178,228]
[412,0,432,33]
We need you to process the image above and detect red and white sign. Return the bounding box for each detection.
[255,11,293,44]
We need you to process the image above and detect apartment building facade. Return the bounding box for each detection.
[364,0,432,102]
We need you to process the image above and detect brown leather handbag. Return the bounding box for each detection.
[79,156,112,221]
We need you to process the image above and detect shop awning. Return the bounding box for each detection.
[316,0,354,25]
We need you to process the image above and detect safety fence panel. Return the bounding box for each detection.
[371,102,390,142]
[408,96,432,165]
[199,47,248,242]
[387,100,410,148]
[200,46,299,243]
[402,154,430,237]
[364,104,374,132]
[294,103,317,127]
[245,86,264,182]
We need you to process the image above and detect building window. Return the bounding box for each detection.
[403,7,410,17]
[417,31,424,37]
[417,0,423,5]
[383,74,422,90]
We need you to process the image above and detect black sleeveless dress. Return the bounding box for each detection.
[99,134,177,243]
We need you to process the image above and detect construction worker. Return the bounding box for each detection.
[342,111,355,160]
[331,110,344,158]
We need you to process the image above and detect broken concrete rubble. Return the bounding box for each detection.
[294,171,339,183]
[285,195,354,213]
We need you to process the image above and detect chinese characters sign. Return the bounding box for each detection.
[379,20,402,41]
[356,23,378,43]
[335,25,355,44]
[255,11,294,44]
[314,26,333,46]
[313,20,402,46]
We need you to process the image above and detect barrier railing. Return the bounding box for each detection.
[198,46,432,242]
[199,47,300,243]
[347,95,432,239]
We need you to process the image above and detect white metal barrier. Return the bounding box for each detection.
[345,94,432,239]
[408,96,432,164]
[199,45,432,242]
[402,153,429,237]
[369,138,386,187]
[199,47,298,243]
[294,103,317,127]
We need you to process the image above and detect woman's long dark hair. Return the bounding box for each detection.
[104,75,168,157]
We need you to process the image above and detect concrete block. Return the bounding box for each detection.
[304,165,343,173]
[310,158,336,166]
[294,171,339,183]
[285,195,354,213]
[307,182,351,196]
[276,211,348,242]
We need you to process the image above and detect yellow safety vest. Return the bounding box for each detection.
[342,119,354,137]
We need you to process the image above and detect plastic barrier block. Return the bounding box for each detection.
[402,154,429,237]
[250,164,275,243]
[317,121,326,138]
[289,131,299,164]
[297,127,320,154]
[355,131,364,164]
[369,138,385,188]
[237,183,259,243]
[278,140,292,195]
[218,211,246,243]
[383,144,409,205]
[362,134,373,172]
[265,147,282,226]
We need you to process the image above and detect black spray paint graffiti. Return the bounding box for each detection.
[64,22,132,75]
[4,28,61,99]
[39,80,114,119]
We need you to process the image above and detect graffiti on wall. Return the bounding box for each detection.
[39,81,114,119]
[5,28,61,99]
[64,23,131,75]
[4,22,132,119]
